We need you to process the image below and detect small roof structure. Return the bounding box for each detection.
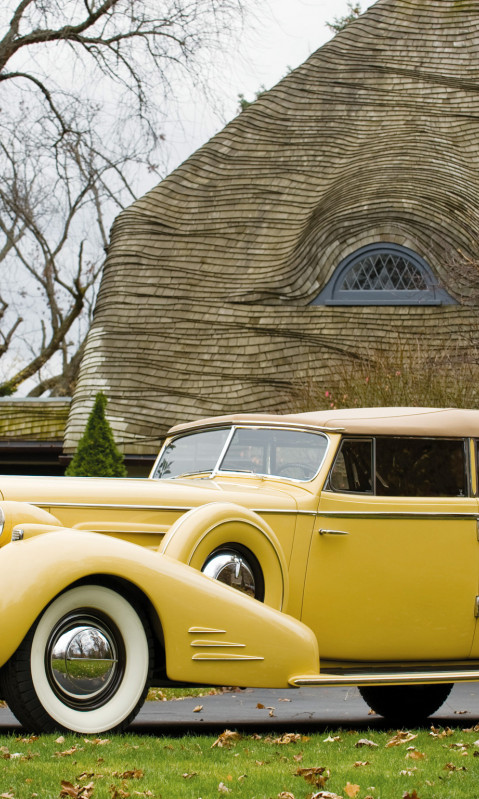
[67,0,479,457]
[0,398,71,475]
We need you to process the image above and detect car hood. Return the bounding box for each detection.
[0,473,305,513]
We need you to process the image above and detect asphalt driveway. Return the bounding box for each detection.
[0,684,478,734]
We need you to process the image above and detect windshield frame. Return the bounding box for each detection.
[151,424,330,483]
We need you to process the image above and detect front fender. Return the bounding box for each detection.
[0,531,319,689]
[0,501,62,546]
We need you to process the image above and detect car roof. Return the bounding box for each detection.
[168,407,479,438]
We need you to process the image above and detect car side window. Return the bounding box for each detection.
[329,438,373,493]
[328,436,467,497]
[376,437,467,497]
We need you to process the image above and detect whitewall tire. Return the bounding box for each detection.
[2,585,152,734]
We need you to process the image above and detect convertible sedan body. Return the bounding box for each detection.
[0,406,479,732]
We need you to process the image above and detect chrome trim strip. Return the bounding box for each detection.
[192,653,264,662]
[190,640,245,648]
[31,502,194,512]
[290,669,479,687]
[317,511,479,520]
[0,506,4,535]
[188,627,226,634]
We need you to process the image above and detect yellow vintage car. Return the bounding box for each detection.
[0,406,478,733]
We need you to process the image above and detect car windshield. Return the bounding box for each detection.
[153,426,329,481]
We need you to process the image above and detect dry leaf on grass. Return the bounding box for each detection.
[294,766,330,788]
[444,762,467,772]
[344,783,360,798]
[406,748,426,760]
[309,792,343,799]
[429,726,453,738]
[60,781,94,799]
[353,761,370,768]
[109,787,130,799]
[386,731,417,748]
[402,791,420,799]
[324,735,341,743]
[182,773,198,779]
[277,793,295,799]
[211,730,242,749]
[400,769,417,777]
[217,782,231,793]
[355,739,378,749]
[112,771,143,780]
[55,747,81,758]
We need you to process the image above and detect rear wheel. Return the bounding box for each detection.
[201,544,265,601]
[2,585,152,734]
[359,683,453,723]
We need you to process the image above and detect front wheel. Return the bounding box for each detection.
[359,683,453,723]
[1,585,152,734]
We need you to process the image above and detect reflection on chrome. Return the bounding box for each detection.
[49,624,118,701]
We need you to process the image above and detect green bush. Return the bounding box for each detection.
[65,392,127,477]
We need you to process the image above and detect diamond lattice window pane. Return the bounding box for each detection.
[340,254,429,292]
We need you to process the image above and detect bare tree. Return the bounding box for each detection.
[326,1,362,34]
[0,0,247,395]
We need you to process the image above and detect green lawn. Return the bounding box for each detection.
[0,725,478,798]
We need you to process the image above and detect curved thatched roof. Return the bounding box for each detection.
[67,0,479,455]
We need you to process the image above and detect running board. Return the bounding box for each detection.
[289,668,479,688]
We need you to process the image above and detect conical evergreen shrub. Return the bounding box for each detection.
[65,392,127,477]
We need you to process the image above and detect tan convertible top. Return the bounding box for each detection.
[169,408,479,438]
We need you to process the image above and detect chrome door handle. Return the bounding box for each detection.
[319,528,349,536]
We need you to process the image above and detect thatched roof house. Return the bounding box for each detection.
[66,0,479,461]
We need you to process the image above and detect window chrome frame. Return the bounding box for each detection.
[152,424,331,484]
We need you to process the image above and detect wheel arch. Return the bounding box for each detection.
[160,502,289,610]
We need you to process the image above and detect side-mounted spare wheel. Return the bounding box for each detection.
[359,683,453,723]
[1,585,153,734]
[160,503,288,610]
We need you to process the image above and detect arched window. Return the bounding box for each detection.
[312,244,456,306]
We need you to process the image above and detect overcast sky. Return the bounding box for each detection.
[162,0,361,172]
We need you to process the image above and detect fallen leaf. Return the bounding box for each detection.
[211,730,242,749]
[0,793,14,799]
[255,760,265,766]
[55,737,65,744]
[454,709,468,714]
[273,734,303,745]
[109,788,130,799]
[293,754,303,763]
[294,766,330,788]
[444,762,467,772]
[309,792,343,799]
[400,769,417,777]
[406,748,426,760]
[269,708,276,717]
[402,792,420,799]
[324,735,341,743]
[55,747,81,757]
[279,697,292,702]
[193,705,203,713]
[355,739,378,748]
[353,761,370,768]
[60,781,94,799]
[182,773,198,779]
[256,703,265,709]
[84,738,110,746]
[16,736,38,744]
[278,793,295,799]
[217,783,231,793]
[112,772,144,780]
[386,731,417,748]
[429,726,453,739]
[344,783,360,798]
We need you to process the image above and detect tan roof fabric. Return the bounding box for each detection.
[169,407,479,438]
[67,0,479,455]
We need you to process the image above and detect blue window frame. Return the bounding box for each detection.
[312,244,456,306]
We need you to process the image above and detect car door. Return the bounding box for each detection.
[301,435,479,662]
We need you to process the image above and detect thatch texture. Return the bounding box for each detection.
[66,0,479,455]
[0,398,71,441]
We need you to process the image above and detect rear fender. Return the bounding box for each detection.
[0,530,318,689]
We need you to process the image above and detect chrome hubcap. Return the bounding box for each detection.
[46,612,123,708]
[202,551,256,597]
